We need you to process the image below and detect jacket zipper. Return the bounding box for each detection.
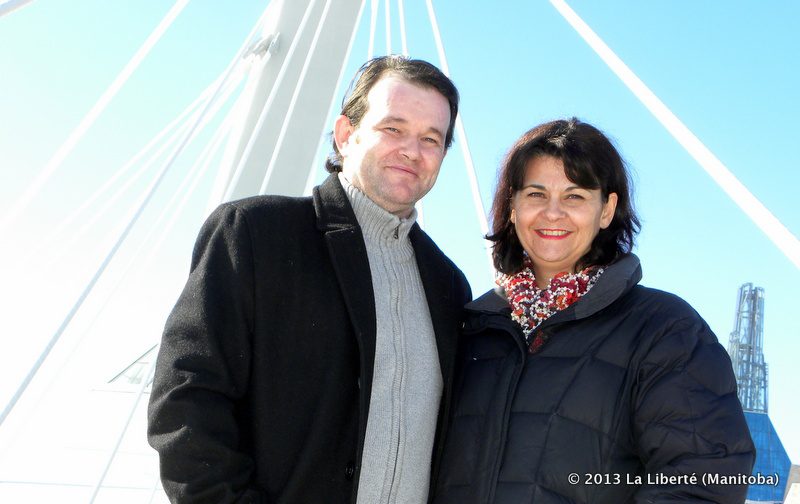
[429,374,452,494]
[484,320,527,504]
[385,369,404,503]
[385,265,405,502]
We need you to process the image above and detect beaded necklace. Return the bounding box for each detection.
[496,258,603,354]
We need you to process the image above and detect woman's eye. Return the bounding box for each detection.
[566,193,585,200]
[527,192,545,198]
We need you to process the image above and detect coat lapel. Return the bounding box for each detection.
[313,173,462,409]
[313,175,377,391]
[409,226,458,383]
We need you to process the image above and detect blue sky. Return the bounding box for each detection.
[1,0,798,483]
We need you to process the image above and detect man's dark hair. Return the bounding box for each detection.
[488,118,641,274]
[325,55,459,173]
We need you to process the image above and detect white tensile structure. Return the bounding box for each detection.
[0,1,483,502]
[0,1,797,503]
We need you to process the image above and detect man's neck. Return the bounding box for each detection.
[338,172,414,218]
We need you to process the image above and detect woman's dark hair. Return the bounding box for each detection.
[325,55,459,173]
[488,118,640,274]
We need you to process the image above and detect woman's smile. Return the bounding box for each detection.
[535,229,572,239]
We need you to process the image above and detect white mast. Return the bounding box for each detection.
[210,0,365,204]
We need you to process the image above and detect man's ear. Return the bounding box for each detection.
[333,115,355,155]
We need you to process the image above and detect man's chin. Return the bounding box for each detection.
[382,186,420,205]
[383,197,418,218]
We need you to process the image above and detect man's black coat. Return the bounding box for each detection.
[148,174,471,503]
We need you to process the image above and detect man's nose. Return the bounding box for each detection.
[399,136,421,160]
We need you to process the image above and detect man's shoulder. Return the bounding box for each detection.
[215,194,316,226]
[226,193,313,214]
[201,194,317,244]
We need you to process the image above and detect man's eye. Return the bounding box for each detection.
[422,137,440,145]
[384,127,400,133]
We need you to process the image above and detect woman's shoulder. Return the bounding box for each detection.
[600,254,703,323]
[466,288,509,312]
[621,285,730,371]
[620,285,715,345]
[626,285,700,319]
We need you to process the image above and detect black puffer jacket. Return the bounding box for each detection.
[434,254,755,504]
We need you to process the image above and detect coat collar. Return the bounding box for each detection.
[572,253,642,319]
[466,254,643,324]
[313,172,360,232]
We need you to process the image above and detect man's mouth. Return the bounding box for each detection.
[387,164,417,177]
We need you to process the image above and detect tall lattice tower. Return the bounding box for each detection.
[727,283,768,412]
[727,283,793,503]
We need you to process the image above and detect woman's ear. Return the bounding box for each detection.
[600,193,618,229]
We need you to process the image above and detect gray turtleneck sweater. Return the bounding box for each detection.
[339,174,442,504]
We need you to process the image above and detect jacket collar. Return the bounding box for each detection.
[573,253,642,319]
[466,254,643,323]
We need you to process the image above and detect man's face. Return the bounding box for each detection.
[334,75,451,218]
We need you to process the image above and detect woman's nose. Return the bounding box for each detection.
[543,198,566,219]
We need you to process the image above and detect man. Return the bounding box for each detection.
[148,56,472,504]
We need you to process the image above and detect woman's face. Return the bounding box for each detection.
[510,155,617,286]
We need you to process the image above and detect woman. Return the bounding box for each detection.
[433,119,755,504]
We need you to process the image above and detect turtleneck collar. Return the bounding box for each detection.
[338,172,418,243]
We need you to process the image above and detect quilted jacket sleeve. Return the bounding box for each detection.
[632,312,755,504]
[147,203,266,504]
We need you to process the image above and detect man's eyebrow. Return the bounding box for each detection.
[382,115,408,124]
